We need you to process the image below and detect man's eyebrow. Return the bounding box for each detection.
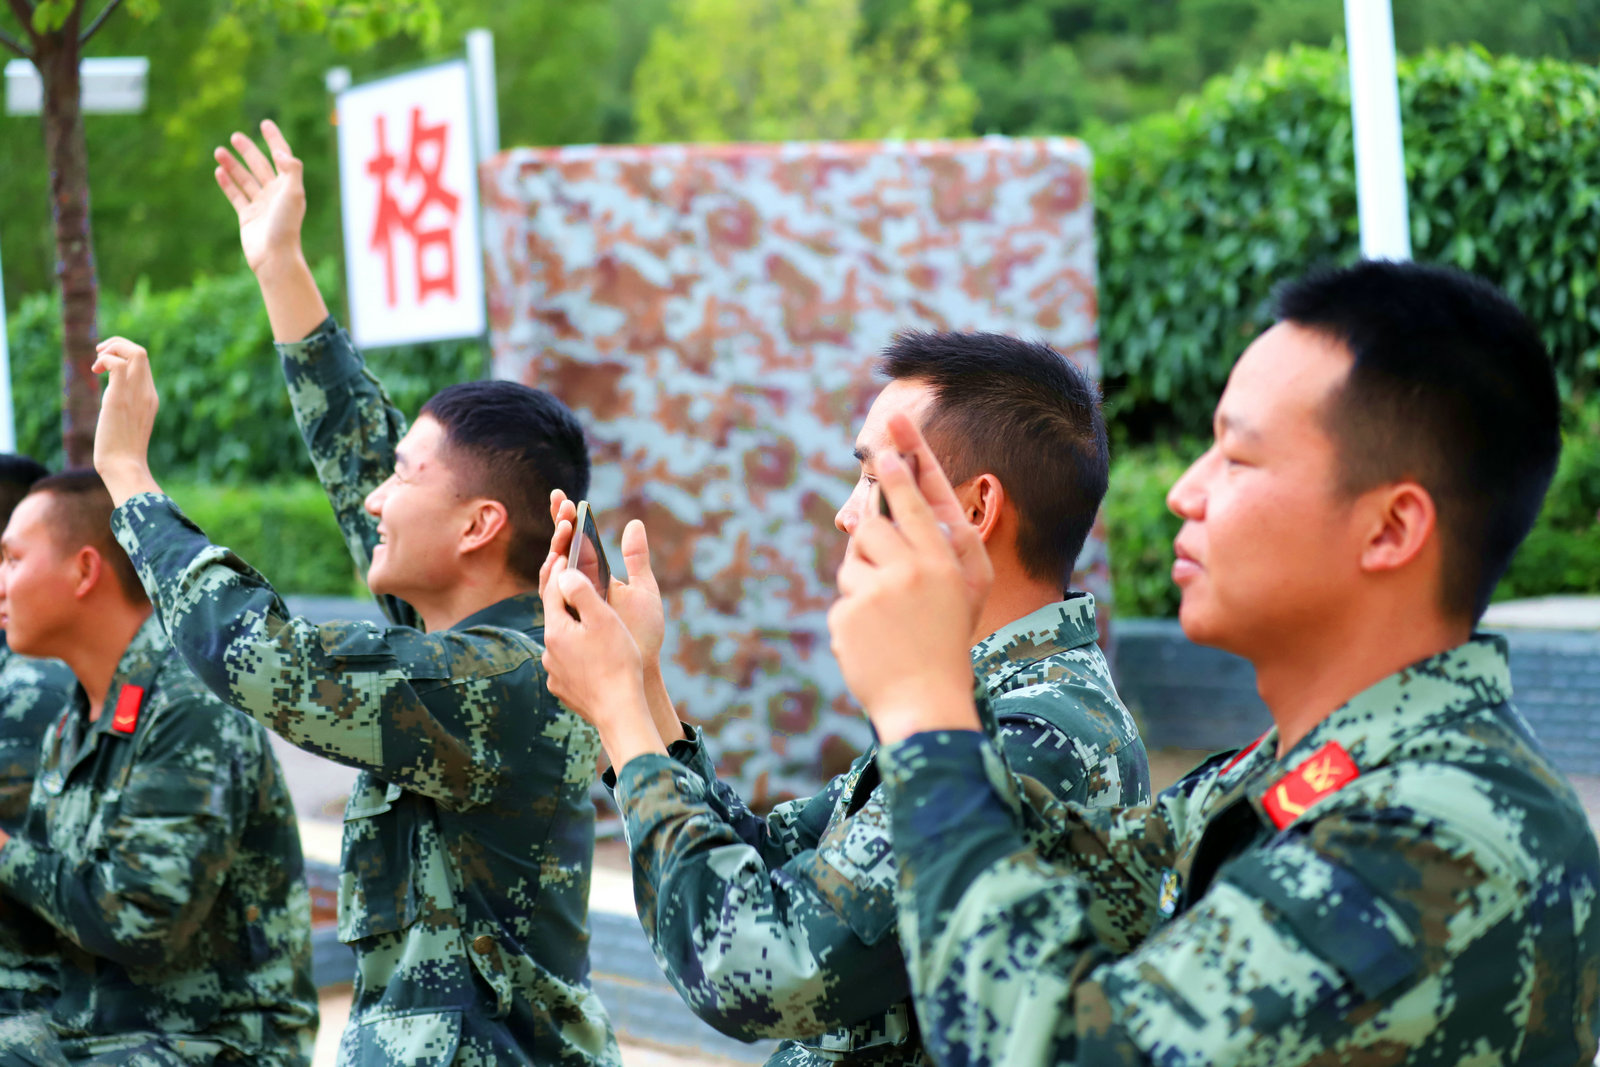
[394,449,411,471]
[853,445,872,464]
[1216,412,1261,442]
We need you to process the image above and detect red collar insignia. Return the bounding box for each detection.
[111,685,144,735]
[1261,740,1359,830]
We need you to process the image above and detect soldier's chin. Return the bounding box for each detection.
[365,560,395,597]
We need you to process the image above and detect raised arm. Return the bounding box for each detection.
[216,121,415,628]
[880,736,1536,1064]
[108,492,510,805]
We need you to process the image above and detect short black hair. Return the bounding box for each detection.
[0,455,48,532]
[877,331,1109,591]
[1275,260,1561,622]
[419,381,590,585]
[27,469,149,607]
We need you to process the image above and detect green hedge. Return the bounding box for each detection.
[1096,45,1600,441]
[6,259,484,481]
[165,479,364,598]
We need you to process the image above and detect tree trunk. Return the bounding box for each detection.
[34,13,100,468]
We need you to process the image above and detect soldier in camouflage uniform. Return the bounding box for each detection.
[540,333,1149,1063]
[80,123,620,1065]
[0,456,76,1020]
[0,472,316,1065]
[832,261,1600,1064]
[0,456,74,840]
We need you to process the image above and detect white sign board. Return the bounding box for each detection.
[336,60,486,348]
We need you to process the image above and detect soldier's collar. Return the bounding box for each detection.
[453,591,546,634]
[1269,633,1512,776]
[112,613,170,683]
[969,593,1098,691]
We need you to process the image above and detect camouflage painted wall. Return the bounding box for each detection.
[482,138,1103,806]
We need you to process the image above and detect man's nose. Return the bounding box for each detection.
[835,486,865,535]
[1166,449,1212,520]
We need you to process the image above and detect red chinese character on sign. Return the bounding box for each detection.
[366,108,462,308]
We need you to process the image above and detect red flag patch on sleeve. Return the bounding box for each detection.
[1261,740,1359,830]
[111,685,144,735]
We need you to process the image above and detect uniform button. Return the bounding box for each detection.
[472,935,495,955]
[245,905,260,923]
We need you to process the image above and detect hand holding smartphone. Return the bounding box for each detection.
[566,500,612,619]
[876,452,922,520]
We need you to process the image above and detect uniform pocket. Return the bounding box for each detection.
[338,1008,462,1065]
[338,780,421,943]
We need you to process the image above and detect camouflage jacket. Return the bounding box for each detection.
[0,639,75,834]
[0,639,75,1016]
[879,634,1600,1065]
[107,317,619,1066]
[0,614,317,1064]
[613,594,1148,1064]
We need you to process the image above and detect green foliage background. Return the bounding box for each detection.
[6,260,478,480]
[4,0,1600,611]
[1096,46,1600,442]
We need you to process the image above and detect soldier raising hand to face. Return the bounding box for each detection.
[852,261,1600,1067]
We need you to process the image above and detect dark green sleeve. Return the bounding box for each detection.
[612,753,910,1041]
[111,493,531,807]
[275,316,416,629]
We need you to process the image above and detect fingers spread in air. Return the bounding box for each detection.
[232,131,277,187]
[214,163,251,213]
[217,141,262,197]
[260,119,295,162]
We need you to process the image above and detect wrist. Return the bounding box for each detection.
[598,687,668,769]
[867,680,981,746]
[251,248,309,283]
[98,461,161,507]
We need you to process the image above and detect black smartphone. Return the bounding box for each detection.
[877,452,923,520]
[566,500,612,619]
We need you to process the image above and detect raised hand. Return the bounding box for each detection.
[540,557,666,772]
[542,490,682,745]
[213,119,329,343]
[91,338,164,506]
[214,119,306,275]
[828,413,993,745]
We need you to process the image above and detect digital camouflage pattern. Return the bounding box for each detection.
[0,639,75,1016]
[0,640,74,834]
[879,635,1600,1065]
[612,595,1148,1065]
[0,615,316,1064]
[482,138,1106,804]
[108,319,620,1066]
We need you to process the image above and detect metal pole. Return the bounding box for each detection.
[0,242,16,453]
[464,29,500,379]
[1345,0,1411,260]
[465,29,500,165]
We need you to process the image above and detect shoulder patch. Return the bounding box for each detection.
[1262,740,1359,829]
[111,684,144,735]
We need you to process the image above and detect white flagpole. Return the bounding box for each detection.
[1345,0,1411,260]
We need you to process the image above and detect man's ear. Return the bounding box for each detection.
[460,499,511,556]
[73,547,104,600]
[964,474,1005,544]
[1358,481,1437,575]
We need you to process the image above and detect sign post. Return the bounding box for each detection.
[334,59,486,350]
[1344,0,1411,260]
